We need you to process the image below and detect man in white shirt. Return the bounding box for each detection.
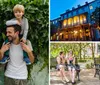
[0,24,34,85]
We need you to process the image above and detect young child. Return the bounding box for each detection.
[0,4,33,65]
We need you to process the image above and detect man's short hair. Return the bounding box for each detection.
[60,51,63,55]
[6,24,21,34]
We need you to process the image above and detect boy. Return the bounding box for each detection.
[0,4,32,65]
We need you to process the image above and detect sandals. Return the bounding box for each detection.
[61,80,66,84]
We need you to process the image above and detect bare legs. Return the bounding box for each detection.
[68,67,76,83]
[59,65,69,83]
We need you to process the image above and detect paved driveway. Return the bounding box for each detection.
[50,69,100,85]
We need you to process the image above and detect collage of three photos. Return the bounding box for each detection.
[0,0,99,85]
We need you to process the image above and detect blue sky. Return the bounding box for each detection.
[50,0,94,20]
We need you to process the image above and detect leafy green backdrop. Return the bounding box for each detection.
[0,0,49,85]
[50,43,99,60]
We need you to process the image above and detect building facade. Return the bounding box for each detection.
[50,0,100,41]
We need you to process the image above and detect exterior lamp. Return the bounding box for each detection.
[97,26,100,30]
[86,29,89,32]
[80,30,82,32]
[90,6,93,10]
[60,33,62,35]
[64,22,66,26]
[56,33,58,35]
[71,31,73,33]
[74,31,78,34]
[84,18,86,22]
[77,20,79,23]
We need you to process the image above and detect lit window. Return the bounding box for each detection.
[74,16,79,24]
[56,20,57,23]
[64,22,66,26]
[63,20,67,26]
[90,6,93,9]
[68,18,73,25]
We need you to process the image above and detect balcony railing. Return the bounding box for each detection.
[73,22,79,26]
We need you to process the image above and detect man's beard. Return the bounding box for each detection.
[8,39,13,43]
[7,36,13,43]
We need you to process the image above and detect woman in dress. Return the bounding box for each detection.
[67,50,76,84]
[56,51,69,83]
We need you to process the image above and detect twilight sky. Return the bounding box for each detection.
[50,0,94,20]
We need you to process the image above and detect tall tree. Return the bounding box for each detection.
[91,7,100,27]
[89,43,95,64]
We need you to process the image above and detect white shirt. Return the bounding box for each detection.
[5,43,28,79]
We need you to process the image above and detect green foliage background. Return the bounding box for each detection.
[0,0,49,78]
[50,43,91,59]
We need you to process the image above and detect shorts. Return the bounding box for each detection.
[4,76,27,85]
[56,64,66,70]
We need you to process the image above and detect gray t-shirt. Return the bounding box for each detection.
[5,43,28,79]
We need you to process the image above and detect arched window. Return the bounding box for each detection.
[80,14,86,24]
[62,20,67,27]
[68,18,73,26]
[73,16,79,24]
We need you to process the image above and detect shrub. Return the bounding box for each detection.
[86,64,92,69]
[78,59,87,62]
